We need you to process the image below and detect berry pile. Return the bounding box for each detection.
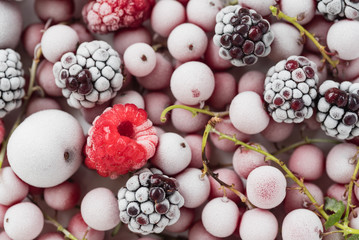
[213,5,274,66]
[3,0,359,240]
[118,168,184,234]
[264,56,319,123]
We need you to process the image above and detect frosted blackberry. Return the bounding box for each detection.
[0,49,25,118]
[213,5,274,67]
[53,40,124,109]
[264,56,319,123]
[118,168,184,235]
[317,0,359,21]
[316,80,359,140]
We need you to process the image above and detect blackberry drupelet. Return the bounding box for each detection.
[213,5,274,67]
[316,80,359,139]
[0,48,26,118]
[264,56,319,123]
[53,40,124,109]
[317,0,359,21]
[118,168,184,235]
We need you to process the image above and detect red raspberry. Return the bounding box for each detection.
[82,0,155,34]
[85,104,158,178]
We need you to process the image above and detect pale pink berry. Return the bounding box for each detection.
[288,144,324,181]
[36,60,62,97]
[261,119,294,142]
[137,53,173,90]
[144,91,172,125]
[246,166,287,209]
[204,38,232,71]
[232,144,269,179]
[327,20,359,60]
[41,24,79,63]
[186,0,223,32]
[202,197,240,238]
[188,221,221,240]
[304,16,332,54]
[207,72,237,110]
[237,70,265,95]
[185,134,211,169]
[44,181,81,211]
[112,90,145,109]
[81,187,120,231]
[123,43,157,78]
[171,101,210,133]
[151,132,191,176]
[37,232,64,240]
[0,204,9,228]
[4,202,44,240]
[176,168,210,208]
[229,91,270,135]
[113,27,152,56]
[0,1,22,49]
[151,0,186,37]
[165,207,195,233]
[67,213,105,240]
[170,61,215,106]
[26,97,62,117]
[34,0,74,23]
[280,0,316,25]
[167,23,208,62]
[21,23,45,58]
[238,0,276,16]
[209,168,243,202]
[0,167,29,206]
[327,183,358,207]
[70,23,94,43]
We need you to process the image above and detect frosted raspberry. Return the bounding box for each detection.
[85,104,158,178]
[82,0,155,34]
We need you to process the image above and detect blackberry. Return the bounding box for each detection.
[53,40,124,109]
[317,0,359,21]
[0,49,25,118]
[263,56,319,123]
[213,5,274,67]
[118,168,184,235]
[316,80,359,140]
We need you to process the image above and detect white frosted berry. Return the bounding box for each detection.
[7,110,84,187]
[81,187,120,231]
[246,166,287,209]
[124,42,156,78]
[151,132,191,176]
[170,61,215,106]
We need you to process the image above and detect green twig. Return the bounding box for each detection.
[272,137,341,155]
[160,105,229,123]
[43,212,79,240]
[270,5,339,69]
[344,150,359,227]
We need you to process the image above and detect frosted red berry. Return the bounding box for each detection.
[82,0,155,34]
[85,104,158,178]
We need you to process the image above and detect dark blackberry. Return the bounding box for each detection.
[53,40,124,109]
[317,0,359,21]
[316,80,359,140]
[263,56,319,123]
[0,49,26,118]
[118,168,184,235]
[213,5,274,67]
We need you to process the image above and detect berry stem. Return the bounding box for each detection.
[160,105,229,123]
[343,150,359,227]
[0,46,43,169]
[111,222,122,237]
[201,118,253,209]
[43,212,79,240]
[210,128,359,236]
[269,5,339,69]
[271,137,341,155]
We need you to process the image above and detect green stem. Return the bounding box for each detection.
[0,47,43,169]
[111,223,122,237]
[272,137,341,155]
[270,5,339,68]
[201,118,252,208]
[160,105,229,123]
[344,151,359,227]
[43,212,79,240]
[211,128,359,236]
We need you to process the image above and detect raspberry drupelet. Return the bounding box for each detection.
[85,104,158,178]
[82,0,155,34]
